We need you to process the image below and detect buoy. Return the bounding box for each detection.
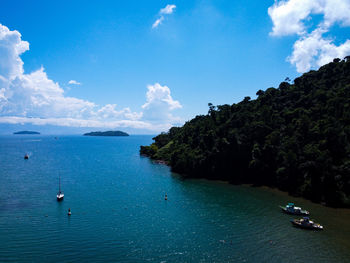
[68,208,71,216]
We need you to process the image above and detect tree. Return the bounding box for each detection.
[140,58,350,207]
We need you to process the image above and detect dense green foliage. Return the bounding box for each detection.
[140,58,350,207]
[84,131,129,136]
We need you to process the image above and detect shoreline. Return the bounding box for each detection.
[144,154,350,209]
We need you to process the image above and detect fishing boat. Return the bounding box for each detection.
[280,203,309,215]
[56,176,64,201]
[291,217,323,230]
[24,154,29,159]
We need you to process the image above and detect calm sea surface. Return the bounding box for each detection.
[0,135,349,262]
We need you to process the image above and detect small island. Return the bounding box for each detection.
[83,131,129,136]
[14,131,40,135]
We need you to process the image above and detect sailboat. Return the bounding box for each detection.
[57,175,64,201]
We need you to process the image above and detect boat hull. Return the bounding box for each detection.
[291,220,323,230]
[280,206,309,215]
[57,194,64,201]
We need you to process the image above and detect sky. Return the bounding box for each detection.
[0,0,349,134]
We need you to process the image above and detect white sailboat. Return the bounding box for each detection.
[57,175,64,201]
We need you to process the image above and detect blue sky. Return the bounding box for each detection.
[0,0,349,134]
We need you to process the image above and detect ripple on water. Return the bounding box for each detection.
[0,136,350,263]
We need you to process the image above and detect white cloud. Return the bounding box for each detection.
[1,66,96,119]
[142,83,182,123]
[160,4,176,15]
[268,0,350,37]
[152,16,164,29]
[268,0,350,72]
[96,104,143,121]
[0,88,5,100]
[0,24,182,132]
[289,27,350,72]
[152,4,176,29]
[0,24,29,81]
[68,80,81,85]
[142,83,181,110]
[268,0,322,37]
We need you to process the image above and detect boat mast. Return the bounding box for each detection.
[59,175,61,194]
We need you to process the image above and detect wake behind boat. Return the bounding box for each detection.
[280,203,309,215]
[57,175,64,201]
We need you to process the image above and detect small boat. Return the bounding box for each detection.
[56,175,64,201]
[280,203,309,215]
[291,217,323,230]
[68,208,71,216]
[165,193,168,200]
[24,154,29,159]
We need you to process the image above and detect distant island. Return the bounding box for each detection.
[140,58,350,207]
[14,131,40,135]
[84,131,129,136]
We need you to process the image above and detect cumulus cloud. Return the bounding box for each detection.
[160,4,176,15]
[152,4,176,29]
[142,83,182,123]
[0,24,182,132]
[68,80,81,85]
[289,27,350,72]
[268,0,350,72]
[0,24,29,81]
[142,83,181,110]
[1,67,96,119]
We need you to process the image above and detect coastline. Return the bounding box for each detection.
[144,154,350,209]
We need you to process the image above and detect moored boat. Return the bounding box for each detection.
[291,217,323,230]
[57,191,64,201]
[280,203,309,215]
[56,175,64,201]
[24,154,29,159]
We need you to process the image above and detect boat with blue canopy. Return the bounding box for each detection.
[279,203,309,215]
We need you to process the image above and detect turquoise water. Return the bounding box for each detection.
[0,135,349,262]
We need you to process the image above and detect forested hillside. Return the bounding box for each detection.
[141,58,350,207]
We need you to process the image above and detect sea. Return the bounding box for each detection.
[0,135,349,262]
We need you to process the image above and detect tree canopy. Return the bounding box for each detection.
[140,58,350,207]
